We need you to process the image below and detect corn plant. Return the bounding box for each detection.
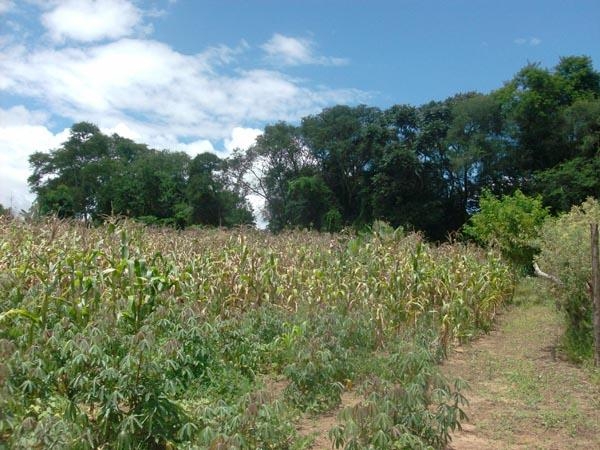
[0,216,512,448]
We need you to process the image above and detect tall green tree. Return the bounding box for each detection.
[187,152,254,227]
[445,93,509,212]
[530,61,600,212]
[29,122,111,221]
[554,55,600,102]
[227,122,318,231]
[301,105,387,226]
[413,99,461,237]
[284,175,337,230]
[495,64,567,176]
[29,122,254,227]
[371,104,432,233]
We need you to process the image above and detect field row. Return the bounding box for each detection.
[0,218,514,449]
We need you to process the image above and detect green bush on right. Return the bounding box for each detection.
[462,189,549,275]
[535,197,600,362]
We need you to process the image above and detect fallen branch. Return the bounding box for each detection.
[533,262,563,286]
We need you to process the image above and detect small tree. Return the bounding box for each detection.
[463,189,549,274]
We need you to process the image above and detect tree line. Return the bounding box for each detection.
[27,125,254,228]
[27,55,600,238]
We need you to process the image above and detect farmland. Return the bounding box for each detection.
[0,218,514,449]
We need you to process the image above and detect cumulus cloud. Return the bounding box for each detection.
[174,139,216,157]
[224,127,263,153]
[514,36,542,46]
[0,106,70,211]
[0,4,361,215]
[262,33,348,66]
[41,0,143,43]
[101,122,142,141]
[0,38,363,142]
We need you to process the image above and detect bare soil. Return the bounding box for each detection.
[443,279,600,449]
[296,390,362,449]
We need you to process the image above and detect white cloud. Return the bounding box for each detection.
[0,104,48,125]
[41,0,143,43]
[262,34,313,65]
[0,0,13,14]
[530,37,542,46]
[262,33,348,66]
[0,106,70,212]
[175,139,215,157]
[514,37,542,46]
[224,127,263,153]
[0,7,363,219]
[101,122,141,141]
[0,38,364,142]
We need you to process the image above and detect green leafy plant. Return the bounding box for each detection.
[535,197,600,361]
[463,189,549,274]
[330,337,468,450]
[0,217,512,448]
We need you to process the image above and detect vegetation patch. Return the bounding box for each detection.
[0,218,513,448]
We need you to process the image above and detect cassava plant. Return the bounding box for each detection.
[0,216,512,448]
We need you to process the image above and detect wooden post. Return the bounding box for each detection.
[591,223,600,366]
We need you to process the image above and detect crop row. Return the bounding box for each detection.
[0,218,513,448]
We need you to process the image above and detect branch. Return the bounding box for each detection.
[247,166,268,199]
[533,262,563,286]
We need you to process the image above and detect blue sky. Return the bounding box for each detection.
[1,0,599,213]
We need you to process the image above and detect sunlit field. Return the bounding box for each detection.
[0,218,513,449]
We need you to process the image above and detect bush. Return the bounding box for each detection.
[330,335,468,450]
[535,197,600,361]
[463,189,549,274]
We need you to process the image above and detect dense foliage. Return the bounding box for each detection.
[28,56,600,238]
[0,218,513,448]
[229,55,600,238]
[536,198,600,361]
[463,189,549,274]
[28,123,254,228]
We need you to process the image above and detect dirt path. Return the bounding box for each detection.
[296,390,362,449]
[295,279,600,449]
[443,279,600,449]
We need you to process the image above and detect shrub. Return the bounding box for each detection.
[463,189,549,274]
[330,335,468,450]
[535,197,600,361]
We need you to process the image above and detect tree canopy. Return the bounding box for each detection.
[229,55,599,238]
[29,125,254,228]
[28,55,600,236]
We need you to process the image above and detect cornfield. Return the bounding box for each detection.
[0,217,513,449]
